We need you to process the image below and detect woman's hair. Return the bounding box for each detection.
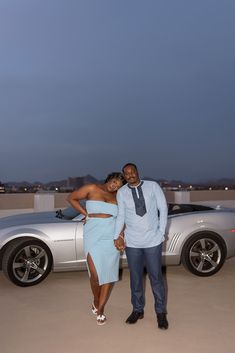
[105,172,125,184]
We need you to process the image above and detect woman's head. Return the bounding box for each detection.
[105,172,125,192]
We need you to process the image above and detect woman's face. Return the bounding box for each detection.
[106,178,123,192]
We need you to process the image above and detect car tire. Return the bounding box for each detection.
[181,232,227,277]
[2,237,53,287]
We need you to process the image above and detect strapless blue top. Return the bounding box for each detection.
[86,200,118,217]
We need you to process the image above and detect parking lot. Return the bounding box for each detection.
[1,259,235,353]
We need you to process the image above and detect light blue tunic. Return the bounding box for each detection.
[83,200,120,285]
[114,180,168,248]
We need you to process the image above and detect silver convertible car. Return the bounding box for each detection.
[0,203,235,287]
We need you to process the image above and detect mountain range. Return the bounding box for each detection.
[2,175,235,187]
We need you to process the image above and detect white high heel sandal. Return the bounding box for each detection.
[92,303,98,315]
[97,314,107,326]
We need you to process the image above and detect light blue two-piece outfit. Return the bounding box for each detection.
[83,200,120,285]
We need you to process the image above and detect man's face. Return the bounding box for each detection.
[123,165,140,186]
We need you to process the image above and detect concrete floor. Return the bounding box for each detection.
[0,259,235,353]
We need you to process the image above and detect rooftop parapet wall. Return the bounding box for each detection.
[1,191,235,211]
[55,193,70,209]
[0,193,70,210]
[0,192,174,210]
[190,190,235,202]
[164,191,175,203]
[0,193,34,210]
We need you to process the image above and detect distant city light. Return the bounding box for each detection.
[55,187,59,191]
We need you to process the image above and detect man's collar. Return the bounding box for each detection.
[127,180,144,189]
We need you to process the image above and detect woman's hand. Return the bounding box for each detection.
[83,214,90,224]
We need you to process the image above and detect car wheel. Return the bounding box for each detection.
[181,232,227,277]
[2,238,53,287]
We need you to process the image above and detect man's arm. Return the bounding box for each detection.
[114,190,125,240]
[154,183,168,236]
[114,189,126,251]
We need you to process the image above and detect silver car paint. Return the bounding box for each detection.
[1,207,235,272]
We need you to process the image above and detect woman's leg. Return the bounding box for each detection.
[97,282,113,315]
[87,252,114,324]
[87,253,100,309]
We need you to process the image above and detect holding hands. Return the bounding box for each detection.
[114,234,126,252]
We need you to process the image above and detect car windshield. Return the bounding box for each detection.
[55,207,79,220]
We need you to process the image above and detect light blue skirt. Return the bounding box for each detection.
[83,217,120,285]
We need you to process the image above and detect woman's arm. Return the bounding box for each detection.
[67,184,95,216]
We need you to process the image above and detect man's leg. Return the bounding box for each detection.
[125,246,145,313]
[144,243,168,329]
[144,243,166,313]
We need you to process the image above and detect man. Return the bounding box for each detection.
[114,163,169,329]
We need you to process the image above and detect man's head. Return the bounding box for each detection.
[122,163,140,186]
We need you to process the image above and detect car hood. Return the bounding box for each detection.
[0,211,62,230]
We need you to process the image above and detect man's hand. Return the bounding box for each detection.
[114,235,125,251]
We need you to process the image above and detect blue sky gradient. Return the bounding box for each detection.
[1,0,235,182]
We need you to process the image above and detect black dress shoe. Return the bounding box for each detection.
[157,313,168,330]
[126,311,144,324]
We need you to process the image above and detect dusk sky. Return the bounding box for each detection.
[1,0,235,183]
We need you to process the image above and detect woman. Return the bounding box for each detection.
[67,172,125,325]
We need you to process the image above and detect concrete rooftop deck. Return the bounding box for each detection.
[0,258,235,353]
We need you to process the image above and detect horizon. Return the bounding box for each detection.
[2,174,235,185]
